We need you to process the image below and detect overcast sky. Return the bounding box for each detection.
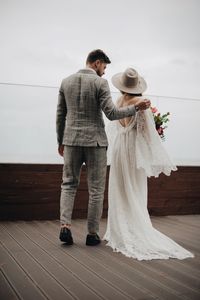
[0,0,200,164]
[0,0,200,99]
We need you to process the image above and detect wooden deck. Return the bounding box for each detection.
[0,215,200,300]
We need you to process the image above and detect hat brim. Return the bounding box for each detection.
[111,72,147,94]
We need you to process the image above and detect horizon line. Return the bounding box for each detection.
[0,81,200,102]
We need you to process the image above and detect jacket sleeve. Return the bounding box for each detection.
[56,83,67,145]
[98,79,136,120]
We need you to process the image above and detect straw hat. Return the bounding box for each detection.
[111,68,147,94]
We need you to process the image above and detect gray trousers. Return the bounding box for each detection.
[60,145,107,233]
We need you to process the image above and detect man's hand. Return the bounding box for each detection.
[58,145,64,156]
[135,99,151,111]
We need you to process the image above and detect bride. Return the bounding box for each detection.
[103,68,194,260]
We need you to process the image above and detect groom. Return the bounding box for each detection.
[56,49,151,246]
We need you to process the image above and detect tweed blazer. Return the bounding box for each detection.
[56,68,137,147]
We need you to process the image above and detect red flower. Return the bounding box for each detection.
[151,107,157,113]
[157,127,163,134]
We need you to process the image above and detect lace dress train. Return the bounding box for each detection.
[103,110,194,260]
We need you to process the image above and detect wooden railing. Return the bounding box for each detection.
[0,163,199,220]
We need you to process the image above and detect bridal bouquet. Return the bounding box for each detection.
[151,107,170,140]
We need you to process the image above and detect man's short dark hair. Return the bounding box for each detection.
[86,49,111,64]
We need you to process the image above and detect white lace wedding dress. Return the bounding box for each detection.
[103,108,194,260]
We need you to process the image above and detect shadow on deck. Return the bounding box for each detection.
[0,215,200,300]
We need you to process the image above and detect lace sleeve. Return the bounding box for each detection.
[135,110,177,177]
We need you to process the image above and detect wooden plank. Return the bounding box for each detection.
[1,222,132,300]
[0,217,200,300]
[167,215,200,229]
[22,221,157,300]
[2,224,106,300]
[0,240,47,300]
[152,218,200,254]
[0,224,76,300]
[36,220,194,300]
[71,219,200,299]
[0,269,19,300]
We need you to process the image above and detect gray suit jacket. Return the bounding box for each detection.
[56,68,136,146]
